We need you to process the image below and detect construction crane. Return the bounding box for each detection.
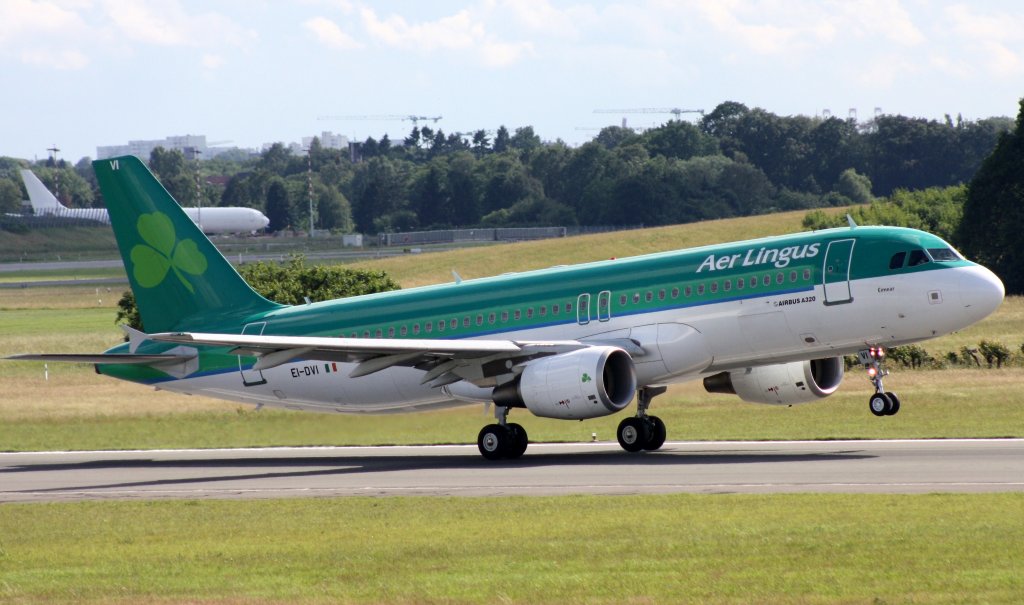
[317,114,443,126]
[594,107,705,119]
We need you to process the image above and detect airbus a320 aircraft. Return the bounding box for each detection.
[20,169,269,234]
[9,156,1005,459]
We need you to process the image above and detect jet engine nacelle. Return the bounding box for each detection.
[493,347,637,420]
[703,357,844,405]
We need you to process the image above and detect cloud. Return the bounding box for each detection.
[20,48,89,70]
[688,0,926,56]
[99,0,256,49]
[359,6,532,66]
[304,16,362,50]
[0,0,86,44]
[943,3,1024,76]
[0,0,93,69]
[201,53,225,70]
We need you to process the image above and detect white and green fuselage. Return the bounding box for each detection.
[85,158,1002,414]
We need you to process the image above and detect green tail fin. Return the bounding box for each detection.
[94,155,281,332]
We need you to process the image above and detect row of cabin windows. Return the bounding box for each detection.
[617,268,812,307]
[344,267,814,338]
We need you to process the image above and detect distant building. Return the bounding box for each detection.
[97,135,244,161]
[308,131,350,151]
[263,131,351,156]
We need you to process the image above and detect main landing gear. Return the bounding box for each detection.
[859,347,901,417]
[616,386,668,453]
[477,406,529,461]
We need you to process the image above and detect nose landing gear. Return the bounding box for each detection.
[860,347,901,416]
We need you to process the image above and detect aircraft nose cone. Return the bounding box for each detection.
[959,265,1004,322]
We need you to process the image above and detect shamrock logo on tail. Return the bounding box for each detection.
[130,212,208,293]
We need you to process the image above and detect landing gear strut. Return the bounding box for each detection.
[477,405,528,460]
[617,386,668,452]
[859,347,901,417]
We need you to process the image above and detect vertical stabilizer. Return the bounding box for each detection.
[93,156,282,332]
[19,169,64,211]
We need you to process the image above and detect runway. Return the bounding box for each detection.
[2,439,1023,503]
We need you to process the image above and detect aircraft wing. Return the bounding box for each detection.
[152,332,588,387]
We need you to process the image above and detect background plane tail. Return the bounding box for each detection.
[93,156,281,333]
[19,169,64,211]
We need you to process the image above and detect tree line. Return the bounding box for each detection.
[0,100,1012,234]
[802,99,1024,295]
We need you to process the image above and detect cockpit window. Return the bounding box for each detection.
[889,252,906,270]
[907,249,930,267]
[928,247,960,262]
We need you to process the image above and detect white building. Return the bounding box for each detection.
[97,135,241,160]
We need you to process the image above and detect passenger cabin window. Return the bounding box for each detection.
[908,249,930,267]
[889,252,906,270]
[929,248,959,262]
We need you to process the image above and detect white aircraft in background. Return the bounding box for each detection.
[20,169,269,234]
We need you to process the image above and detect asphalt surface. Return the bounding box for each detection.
[2,439,1022,502]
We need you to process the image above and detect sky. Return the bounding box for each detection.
[2,0,1023,162]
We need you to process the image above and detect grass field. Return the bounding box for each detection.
[1,494,1022,604]
[350,210,820,287]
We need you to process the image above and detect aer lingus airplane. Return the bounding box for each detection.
[20,168,269,234]
[8,156,1005,459]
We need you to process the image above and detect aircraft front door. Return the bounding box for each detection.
[239,322,267,386]
[823,239,855,305]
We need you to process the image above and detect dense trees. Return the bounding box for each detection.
[958,99,1024,294]
[0,100,1013,237]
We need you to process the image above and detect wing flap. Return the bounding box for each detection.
[6,353,193,365]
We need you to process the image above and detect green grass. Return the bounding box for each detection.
[0,227,119,262]
[1,494,1022,604]
[0,267,127,283]
[351,209,825,287]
